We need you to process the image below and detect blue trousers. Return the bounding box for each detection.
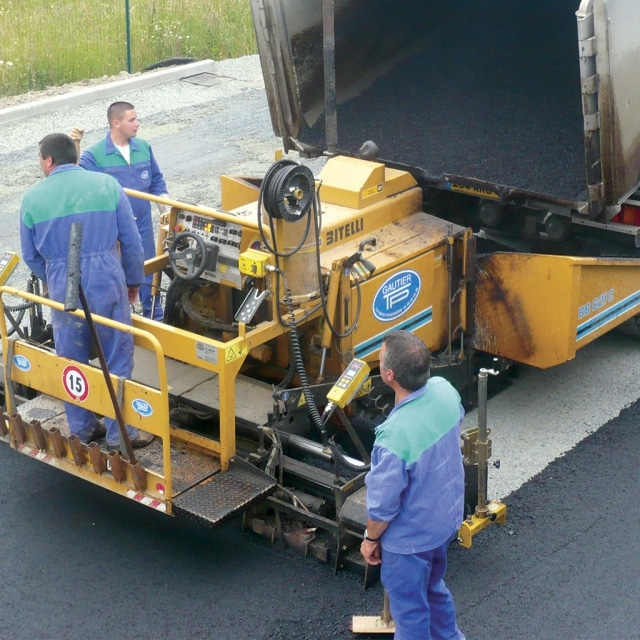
[52,300,141,446]
[381,542,465,640]
[138,215,164,321]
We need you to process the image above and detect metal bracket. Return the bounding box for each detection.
[234,287,267,324]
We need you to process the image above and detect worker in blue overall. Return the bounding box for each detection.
[20,133,154,450]
[361,330,466,640]
[77,101,168,321]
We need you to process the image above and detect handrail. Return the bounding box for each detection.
[124,188,262,230]
[0,285,173,500]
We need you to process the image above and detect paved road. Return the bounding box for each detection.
[1,57,639,639]
[1,392,638,640]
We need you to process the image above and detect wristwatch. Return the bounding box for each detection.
[364,528,380,543]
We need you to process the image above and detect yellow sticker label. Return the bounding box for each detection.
[225,346,241,363]
[450,183,499,199]
[362,184,383,199]
[219,263,228,273]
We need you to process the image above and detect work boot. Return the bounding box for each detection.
[81,419,107,444]
[105,430,155,452]
[131,431,155,448]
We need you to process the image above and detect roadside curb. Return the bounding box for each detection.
[0,59,216,125]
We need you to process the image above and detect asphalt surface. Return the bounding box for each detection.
[1,389,638,640]
[1,56,640,639]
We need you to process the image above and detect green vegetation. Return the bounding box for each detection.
[0,0,257,97]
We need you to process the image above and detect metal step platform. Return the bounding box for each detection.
[173,456,276,527]
[14,395,220,497]
[13,394,276,526]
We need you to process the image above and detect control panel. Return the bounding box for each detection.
[326,358,371,408]
[175,211,244,287]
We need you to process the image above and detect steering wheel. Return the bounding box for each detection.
[169,232,208,280]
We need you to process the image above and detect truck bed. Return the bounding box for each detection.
[255,0,640,213]
[297,0,585,201]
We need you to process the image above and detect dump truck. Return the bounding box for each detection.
[251,0,640,241]
[2,0,640,582]
[250,0,640,363]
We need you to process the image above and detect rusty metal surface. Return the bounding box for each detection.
[135,440,220,495]
[472,253,536,364]
[15,394,220,496]
[173,457,276,527]
[593,0,640,205]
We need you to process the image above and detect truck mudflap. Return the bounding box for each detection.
[472,252,640,368]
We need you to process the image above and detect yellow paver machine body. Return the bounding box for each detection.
[2,155,640,580]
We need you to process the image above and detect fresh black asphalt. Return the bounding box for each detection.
[1,396,638,639]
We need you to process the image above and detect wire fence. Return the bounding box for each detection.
[0,0,256,98]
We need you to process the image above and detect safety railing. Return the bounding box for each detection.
[0,286,173,510]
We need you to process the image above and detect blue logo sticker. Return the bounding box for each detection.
[132,399,153,417]
[13,355,31,372]
[373,269,421,322]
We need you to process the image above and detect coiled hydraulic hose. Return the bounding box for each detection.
[280,272,324,434]
[260,161,369,473]
[279,268,370,473]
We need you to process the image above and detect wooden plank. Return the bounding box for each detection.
[351,616,395,634]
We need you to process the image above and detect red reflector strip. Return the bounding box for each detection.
[19,443,56,465]
[19,443,166,512]
[126,489,167,512]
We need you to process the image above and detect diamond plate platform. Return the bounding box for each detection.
[173,456,276,527]
[15,395,220,497]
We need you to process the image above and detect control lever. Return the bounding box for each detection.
[321,358,371,425]
[344,250,376,283]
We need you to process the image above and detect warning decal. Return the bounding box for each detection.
[62,365,89,402]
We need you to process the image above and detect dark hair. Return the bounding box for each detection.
[39,133,78,166]
[381,330,431,392]
[107,101,135,125]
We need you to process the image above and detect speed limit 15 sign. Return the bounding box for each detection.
[62,365,90,402]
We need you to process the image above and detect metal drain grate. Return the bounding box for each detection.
[181,72,225,87]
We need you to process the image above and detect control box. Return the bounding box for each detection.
[239,249,270,278]
[174,210,244,287]
[326,358,371,408]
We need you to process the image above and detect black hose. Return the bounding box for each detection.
[259,163,367,468]
[280,275,324,434]
[327,437,370,473]
[4,274,47,337]
[257,160,314,259]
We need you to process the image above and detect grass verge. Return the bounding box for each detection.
[0,0,256,97]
